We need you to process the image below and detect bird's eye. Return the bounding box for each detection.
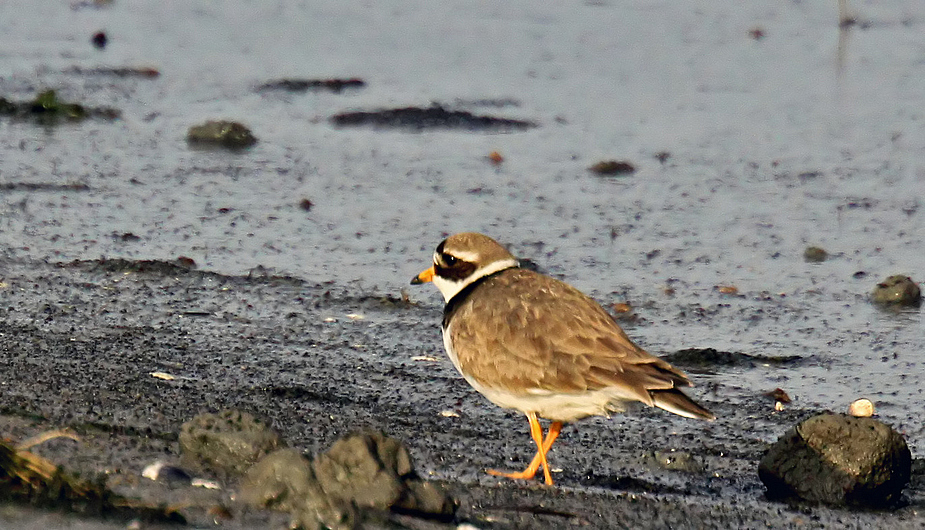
[443,254,458,266]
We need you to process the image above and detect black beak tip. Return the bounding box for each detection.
[410,276,423,285]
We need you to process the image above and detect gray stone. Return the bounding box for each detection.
[803,246,828,263]
[238,448,354,530]
[871,275,921,307]
[758,413,911,507]
[313,431,407,509]
[179,409,280,480]
[238,431,454,529]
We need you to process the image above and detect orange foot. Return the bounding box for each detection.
[487,413,562,486]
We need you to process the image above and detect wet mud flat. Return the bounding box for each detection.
[0,256,922,529]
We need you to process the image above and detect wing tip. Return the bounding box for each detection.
[652,389,716,421]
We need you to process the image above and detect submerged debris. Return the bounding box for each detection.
[330,104,537,132]
[65,66,160,78]
[871,275,921,307]
[663,347,803,369]
[0,89,120,124]
[0,435,182,522]
[0,182,90,192]
[187,120,258,149]
[257,78,365,93]
[61,257,198,275]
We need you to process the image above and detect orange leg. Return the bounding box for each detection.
[488,412,563,485]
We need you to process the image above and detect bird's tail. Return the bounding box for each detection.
[652,389,715,420]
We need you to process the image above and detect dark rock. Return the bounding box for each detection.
[330,104,536,132]
[313,431,409,508]
[764,388,791,404]
[91,31,107,49]
[758,413,911,507]
[175,256,197,269]
[186,120,257,149]
[112,232,141,242]
[313,431,453,516]
[238,432,453,530]
[589,160,636,175]
[803,246,828,263]
[871,275,921,307]
[179,410,281,480]
[238,448,355,530]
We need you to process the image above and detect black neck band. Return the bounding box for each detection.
[442,267,515,328]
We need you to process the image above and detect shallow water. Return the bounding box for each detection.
[0,1,924,524]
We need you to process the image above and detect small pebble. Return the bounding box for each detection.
[803,246,828,263]
[871,275,921,307]
[765,388,792,404]
[589,160,636,175]
[611,302,632,313]
[142,461,193,486]
[848,398,874,417]
[91,31,107,49]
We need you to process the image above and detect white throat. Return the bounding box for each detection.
[432,258,518,302]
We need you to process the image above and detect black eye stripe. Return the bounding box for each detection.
[433,239,474,280]
[435,259,476,281]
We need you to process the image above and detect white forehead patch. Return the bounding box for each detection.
[439,248,481,263]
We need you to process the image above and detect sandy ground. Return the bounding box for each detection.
[0,257,922,528]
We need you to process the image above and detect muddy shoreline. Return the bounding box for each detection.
[0,256,921,528]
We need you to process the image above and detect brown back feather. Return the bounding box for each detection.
[448,268,697,408]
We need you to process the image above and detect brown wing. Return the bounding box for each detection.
[449,268,693,407]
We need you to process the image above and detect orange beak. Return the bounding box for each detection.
[410,266,434,285]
